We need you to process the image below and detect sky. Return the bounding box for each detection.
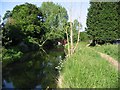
[0,0,90,31]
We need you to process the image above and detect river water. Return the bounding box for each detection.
[2,46,65,89]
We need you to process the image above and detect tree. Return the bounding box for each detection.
[2,20,24,46]
[3,10,12,20]
[65,19,82,56]
[86,2,118,45]
[12,3,44,44]
[117,1,120,39]
[39,2,68,43]
[80,31,89,41]
[0,15,2,32]
[73,19,82,42]
[2,3,44,47]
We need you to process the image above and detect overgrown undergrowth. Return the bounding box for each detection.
[58,43,119,88]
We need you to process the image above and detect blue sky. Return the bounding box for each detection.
[0,0,90,31]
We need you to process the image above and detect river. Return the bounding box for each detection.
[2,46,65,89]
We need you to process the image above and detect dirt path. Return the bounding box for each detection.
[98,52,120,71]
[87,46,120,71]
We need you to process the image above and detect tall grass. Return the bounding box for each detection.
[93,44,119,62]
[58,43,119,88]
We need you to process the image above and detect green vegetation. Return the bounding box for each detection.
[0,48,2,61]
[3,47,65,88]
[2,2,68,65]
[72,19,81,42]
[80,32,89,42]
[0,40,1,61]
[58,36,119,88]
[58,43,119,88]
[93,44,119,62]
[2,2,68,48]
[1,1,119,89]
[86,2,119,44]
[40,2,68,41]
[2,47,23,67]
[118,2,120,37]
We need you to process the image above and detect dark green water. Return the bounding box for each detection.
[2,47,65,89]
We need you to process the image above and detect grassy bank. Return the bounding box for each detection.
[58,43,119,88]
[93,44,119,62]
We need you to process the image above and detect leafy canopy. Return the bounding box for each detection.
[86,2,118,44]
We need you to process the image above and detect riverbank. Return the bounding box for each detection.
[58,42,119,88]
[2,46,65,89]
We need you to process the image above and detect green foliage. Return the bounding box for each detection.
[2,3,44,47]
[2,47,23,66]
[80,31,89,41]
[2,22,24,46]
[86,2,118,43]
[1,2,69,66]
[73,19,80,42]
[59,43,119,88]
[0,52,1,60]
[2,2,69,48]
[65,19,82,42]
[117,1,120,38]
[39,2,68,40]
[3,10,12,20]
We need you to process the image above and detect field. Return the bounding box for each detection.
[58,43,119,88]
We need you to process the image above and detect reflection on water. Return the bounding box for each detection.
[2,46,65,89]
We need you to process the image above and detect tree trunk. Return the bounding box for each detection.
[73,22,81,52]
[70,21,74,55]
[70,3,74,55]
[73,31,80,52]
[65,27,70,57]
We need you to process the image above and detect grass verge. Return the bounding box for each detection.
[58,43,119,88]
[93,44,119,62]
